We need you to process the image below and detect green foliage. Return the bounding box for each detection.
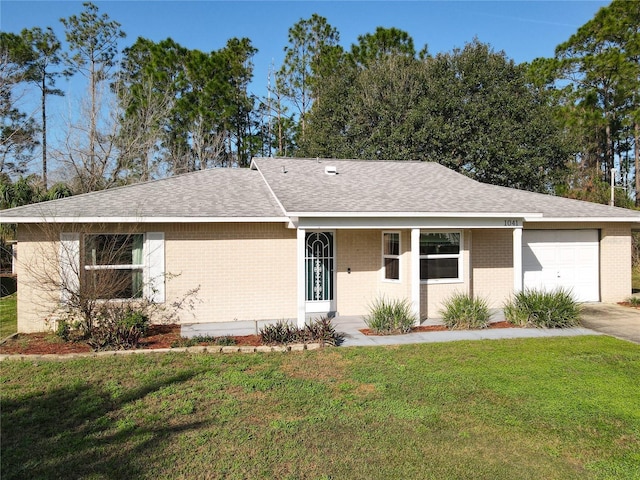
[301,40,571,193]
[551,0,639,203]
[259,317,342,345]
[364,296,416,334]
[627,296,640,307]
[84,305,150,351]
[259,320,298,345]
[440,293,491,329]
[350,26,416,67]
[504,288,581,328]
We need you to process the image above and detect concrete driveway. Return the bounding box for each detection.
[580,303,640,344]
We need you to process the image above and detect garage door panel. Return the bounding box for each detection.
[523,230,599,302]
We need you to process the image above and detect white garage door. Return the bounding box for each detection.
[523,230,599,302]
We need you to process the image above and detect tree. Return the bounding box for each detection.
[276,14,342,138]
[118,36,259,175]
[301,40,572,193]
[0,33,39,176]
[60,2,126,192]
[553,0,639,204]
[20,27,66,188]
[350,27,416,67]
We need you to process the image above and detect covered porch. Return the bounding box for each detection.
[294,220,526,328]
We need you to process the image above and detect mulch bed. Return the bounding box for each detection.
[2,321,519,355]
[618,302,640,309]
[0,324,262,355]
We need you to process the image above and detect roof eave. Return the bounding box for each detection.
[524,216,640,223]
[2,216,290,224]
[288,211,543,218]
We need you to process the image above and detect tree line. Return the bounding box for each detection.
[1,0,638,207]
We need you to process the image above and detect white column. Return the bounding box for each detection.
[411,228,421,325]
[297,228,306,328]
[513,227,523,293]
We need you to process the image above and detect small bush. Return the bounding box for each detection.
[55,318,71,341]
[440,293,491,329]
[504,288,581,328]
[86,305,150,350]
[259,318,342,346]
[171,335,237,348]
[627,296,640,307]
[364,296,416,335]
[260,320,298,344]
[215,335,237,346]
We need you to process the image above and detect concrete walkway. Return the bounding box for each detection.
[182,303,640,347]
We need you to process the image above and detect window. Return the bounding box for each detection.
[420,232,461,282]
[84,234,144,299]
[383,232,400,281]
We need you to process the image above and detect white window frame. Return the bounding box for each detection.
[83,233,146,300]
[420,230,463,284]
[382,231,401,282]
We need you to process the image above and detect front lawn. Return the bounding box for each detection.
[1,336,639,479]
[0,293,17,339]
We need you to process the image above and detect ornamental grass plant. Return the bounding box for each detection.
[440,293,491,329]
[504,288,581,328]
[364,296,416,334]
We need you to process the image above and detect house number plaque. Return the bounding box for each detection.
[504,219,520,227]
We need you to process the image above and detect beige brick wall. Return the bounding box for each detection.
[164,222,297,324]
[16,225,62,333]
[471,229,514,308]
[15,222,297,332]
[600,223,632,302]
[335,230,411,316]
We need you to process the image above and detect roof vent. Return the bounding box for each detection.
[325,165,338,175]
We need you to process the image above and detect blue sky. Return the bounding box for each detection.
[1,1,609,178]
[2,0,610,97]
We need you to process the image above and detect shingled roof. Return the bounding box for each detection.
[251,157,640,221]
[1,168,285,222]
[2,157,639,223]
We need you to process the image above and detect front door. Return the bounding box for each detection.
[305,232,335,313]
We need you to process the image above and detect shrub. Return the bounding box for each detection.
[86,305,150,351]
[627,296,640,307]
[215,335,237,346]
[259,318,342,346]
[364,296,416,335]
[260,320,298,345]
[504,288,581,328]
[440,293,491,329]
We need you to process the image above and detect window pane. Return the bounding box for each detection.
[385,258,399,280]
[384,233,399,256]
[420,233,460,255]
[420,258,459,280]
[86,268,143,299]
[85,234,143,266]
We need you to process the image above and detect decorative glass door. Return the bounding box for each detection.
[305,232,335,313]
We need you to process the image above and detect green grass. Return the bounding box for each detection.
[2,336,639,479]
[0,293,17,339]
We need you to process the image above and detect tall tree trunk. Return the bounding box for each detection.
[41,75,47,189]
[634,122,640,207]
